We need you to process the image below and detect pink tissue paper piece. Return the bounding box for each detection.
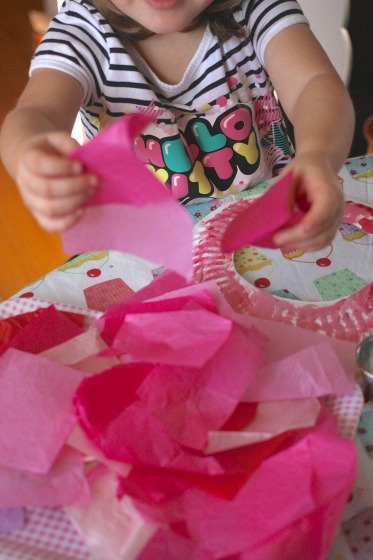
[114,430,280,510]
[121,270,190,307]
[0,507,25,533]
[134,325,264,449]
[182,429,357,560]
[115,415,355,557]
[0,348,84,474]
[75,322,264,468]
[143,280,357,401]
[192,279,358,379]
[102,402,226,475]
[65,467,157,560]
[111,307,232,367]
[98,289,219,346]
[136,528,206,560]
[204,397,320,453]
[4,304,83,355]
[221,170,307,251]
[41,326,120,374]
[75,365,224,475]
[68,424,132,477]
[63,114,194,279]
[71,114,167,207]
[242,342,355,402]
[124,419,356,560]
[0,446,91,508]
[63,201,193,281]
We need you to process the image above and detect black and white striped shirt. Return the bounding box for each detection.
[31,0,308,202]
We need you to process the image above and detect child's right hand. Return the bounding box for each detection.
[15,131,98,232]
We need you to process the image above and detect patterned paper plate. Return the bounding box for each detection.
[193,195,373,342]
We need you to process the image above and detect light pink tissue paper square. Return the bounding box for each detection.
[63,114,194,279]
[182,429,356,559]
[0,348,84,473]
[65,467,157,560]
[204,397,321,453]
[41,326,120,374]
[242,342,355,402]
[0,446,90,508]
[111,307,232,367]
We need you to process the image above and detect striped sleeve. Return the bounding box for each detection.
[240,0,309,66]
[29,0,110,106]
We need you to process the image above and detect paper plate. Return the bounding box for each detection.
[193,195,373,342]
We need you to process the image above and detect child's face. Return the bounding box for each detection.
[109,0,214,34]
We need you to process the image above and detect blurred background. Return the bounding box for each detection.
[0,0,68,300]
[0,0,372,300]
[347,0,373,156]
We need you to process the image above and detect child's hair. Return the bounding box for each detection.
[88,0,245,42]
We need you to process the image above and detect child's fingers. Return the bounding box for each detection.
[33,209,83,233]
[274,208,334,244]
[23,147,83,178]
[24,188,90,220]
[273,182,344,250]
[19,170,98,200]
[273,205,341,250]
[43,131,82,156]
[21,131,83,177]
[273,223,335,252]
[18,173,98,233]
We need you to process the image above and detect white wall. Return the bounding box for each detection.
[298,0,352,83]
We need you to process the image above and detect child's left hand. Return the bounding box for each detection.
[272,152,345,251]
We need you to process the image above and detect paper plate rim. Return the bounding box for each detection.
[193,195,373,341]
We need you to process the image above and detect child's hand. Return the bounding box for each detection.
[272,153,345,251]
[15,131,98,232]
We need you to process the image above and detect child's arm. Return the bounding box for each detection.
[263,23,355,251]
[0,69,97,232]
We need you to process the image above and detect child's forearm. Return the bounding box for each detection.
[0,69,84,181]
[264,24,355,173]
[0,100,92,234]
[289,72,355,172]
[0,106,58,180]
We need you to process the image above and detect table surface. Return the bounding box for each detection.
[10,155,373,313]
[1,154,373,560]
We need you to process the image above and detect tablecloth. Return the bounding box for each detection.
[1,155,372,560]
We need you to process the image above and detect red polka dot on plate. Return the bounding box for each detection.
[87,268,102,278]
[316,258,331,267]
[254,277,271,289]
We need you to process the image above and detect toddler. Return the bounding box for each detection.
[0,0,354,251]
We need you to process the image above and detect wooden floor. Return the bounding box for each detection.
[0,0,68,301]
